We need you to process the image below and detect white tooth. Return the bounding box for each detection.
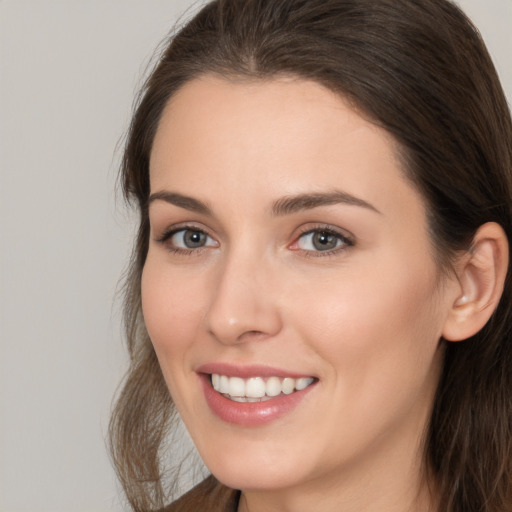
[282,377,296,395]
[265,376,282,397]
[229,377,245,397]
[211,374,220,391]
[219,375,230,394]
[246,397,260,403]
[230,396,246,402]
[296,377,314,391]
[245,377,266,398]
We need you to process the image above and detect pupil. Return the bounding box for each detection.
[313,231,336,251]
[185,230,205,248]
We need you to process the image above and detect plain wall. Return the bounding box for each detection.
[0,1,510,511]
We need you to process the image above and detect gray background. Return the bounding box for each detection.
[1,1,511,511]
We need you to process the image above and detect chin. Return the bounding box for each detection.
[200,439,316,492]
[211,461,305,492]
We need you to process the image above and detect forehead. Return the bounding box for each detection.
[151,74,389,157]
[149,75,425,224]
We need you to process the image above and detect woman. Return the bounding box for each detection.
[109,0,512,511]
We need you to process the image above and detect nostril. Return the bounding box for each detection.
[205,306,282,345]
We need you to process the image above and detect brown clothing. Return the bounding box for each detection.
[162,476,240,512]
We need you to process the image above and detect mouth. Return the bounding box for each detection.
[210,374,316,402]
[197,363,318,425]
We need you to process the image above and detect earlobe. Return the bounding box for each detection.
[442,222,509,342]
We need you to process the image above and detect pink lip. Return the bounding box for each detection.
[196,363,317,427]
[196,362,313,379]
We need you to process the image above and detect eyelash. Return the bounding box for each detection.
[156,225,216,256]
[155,224,354,257]
[290,225,354,258]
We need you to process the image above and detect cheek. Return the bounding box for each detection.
[290,255,444,405]
[141,259,206,364]
[282,260,445,466]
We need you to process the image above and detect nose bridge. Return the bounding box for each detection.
[205,242,282,345]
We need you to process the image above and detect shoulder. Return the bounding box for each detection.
[161,475,240,512]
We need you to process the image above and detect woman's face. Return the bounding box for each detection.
[142,76,457,501]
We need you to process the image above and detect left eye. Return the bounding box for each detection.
[296,230,349,252]
[170,229,217,249]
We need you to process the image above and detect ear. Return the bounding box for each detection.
[442,222,509,342]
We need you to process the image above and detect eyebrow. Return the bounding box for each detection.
[148,191,212,215]
[271,190,380,216]
[147,189,380,216]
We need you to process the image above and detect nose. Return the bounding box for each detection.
[204,250,283,345]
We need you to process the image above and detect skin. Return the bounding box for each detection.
[142,75,462,512]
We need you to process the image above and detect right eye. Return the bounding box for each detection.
[156,226,219,254]
[166,228,218,251]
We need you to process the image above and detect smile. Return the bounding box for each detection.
[211,374,316,402]
[198,364,318,425]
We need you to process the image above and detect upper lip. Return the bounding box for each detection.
[196,362,316,379]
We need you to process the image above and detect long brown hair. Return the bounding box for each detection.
[109,1,512,510]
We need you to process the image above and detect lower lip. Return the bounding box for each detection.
[199,374,316,426]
